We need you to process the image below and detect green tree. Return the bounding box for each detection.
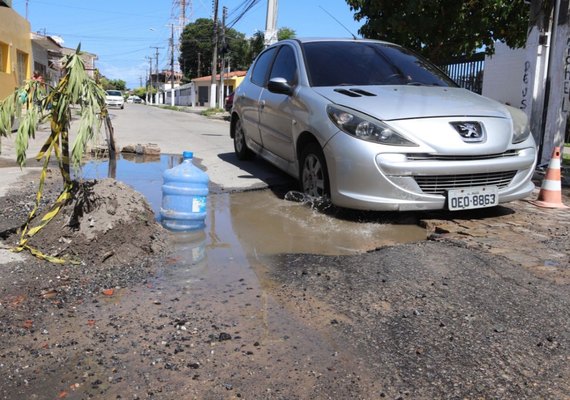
[99,76,127,91]
[223,28,250,71]
[108,79,127,91]
[246,27,297,63]
[345,0,529,62]
[278,27,296,40]
[247,31,265,62]
[132,87,147,99]
[179,18,249,80]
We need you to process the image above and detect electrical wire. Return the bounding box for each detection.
[227,0,262,30]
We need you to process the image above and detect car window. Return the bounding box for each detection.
[269,45,297,84]
[301,41,456,88]
[251,47,277,87]
[106,90,122,96]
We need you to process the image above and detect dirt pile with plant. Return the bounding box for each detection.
[22,177,165,265]
[0,174,167,303]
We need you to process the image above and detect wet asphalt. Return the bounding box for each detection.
[0,105,568,399]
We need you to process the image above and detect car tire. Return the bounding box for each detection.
[300,143,330,198]
[234,118,253,160]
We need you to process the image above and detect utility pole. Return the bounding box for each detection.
[219,6,227,109]
[151,46,162,104]
[146,56,153,104]
[174,0,190,34]
[264,0,278,47]
[197,52,201,77]
[172,0,190,86]
[170,24,176,106]
[210,0,219,108]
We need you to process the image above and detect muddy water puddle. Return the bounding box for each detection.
[82,153,424,268]
[82,154,425,285]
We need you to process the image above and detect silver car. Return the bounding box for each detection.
[230,38,537,211]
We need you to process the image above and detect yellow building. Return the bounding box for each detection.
[192,71,247,107]
[0,2,32,100]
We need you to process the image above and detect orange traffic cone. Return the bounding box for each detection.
[530,147,568,209]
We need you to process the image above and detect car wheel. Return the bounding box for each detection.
[300,143,330,198]
[234,118,253,160]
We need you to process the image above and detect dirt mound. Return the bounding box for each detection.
[20,178,166,265]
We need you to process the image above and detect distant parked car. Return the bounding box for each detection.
[230,38,537,211]
[127,95,143,104]
[105,90,124,109]
[224,92,234,112]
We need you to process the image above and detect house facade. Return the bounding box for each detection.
[0,0,99,101]
[0,1,32,99]
[30,33,64,87]
[192,70,247,107]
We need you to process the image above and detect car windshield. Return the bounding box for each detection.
[106,91,122,96]
[301,41,457,88]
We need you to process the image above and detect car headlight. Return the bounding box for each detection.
[327,105,418,146]
[508,106,531,144]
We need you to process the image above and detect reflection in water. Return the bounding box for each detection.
[82,153,181,217]
[163,229,209,287]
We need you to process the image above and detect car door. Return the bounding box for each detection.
[258,45,298,162]
[237,47,278,148]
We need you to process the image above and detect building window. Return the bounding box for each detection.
[17,50,28,86]
[0,42,9,73]
[34,62,47,78]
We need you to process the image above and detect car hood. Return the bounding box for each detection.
[312,86,509,120]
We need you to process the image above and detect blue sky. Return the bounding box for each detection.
[12,0,363,89]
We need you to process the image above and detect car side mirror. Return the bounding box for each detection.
[267,77,293,96]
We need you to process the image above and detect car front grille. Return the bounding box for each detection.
[407,150,519,161]
[414,171,517,195]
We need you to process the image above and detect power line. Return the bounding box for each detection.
[227,0,262,30]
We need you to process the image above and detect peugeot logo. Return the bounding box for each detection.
[450,121,485,143]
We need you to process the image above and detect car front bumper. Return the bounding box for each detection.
[323,132,537,211]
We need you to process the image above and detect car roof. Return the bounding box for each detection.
[278,37,396,46]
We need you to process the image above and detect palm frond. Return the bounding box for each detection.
[1,45,114,263]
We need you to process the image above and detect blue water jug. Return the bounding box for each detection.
[160,151,209,231]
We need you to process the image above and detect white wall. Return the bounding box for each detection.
[482,42,526,107]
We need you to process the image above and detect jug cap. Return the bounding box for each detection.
[183,151,193,159]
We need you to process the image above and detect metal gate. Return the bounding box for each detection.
[440,53,485,94]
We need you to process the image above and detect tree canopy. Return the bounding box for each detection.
[278,27,296,41]
[248,31,265,63]
[179,18,251,81]
[345,0,530,63]
[180,21,297,80]
[98,76,127,91]
[248,28,297,62]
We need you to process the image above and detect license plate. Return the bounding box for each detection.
[447,186,498,211]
